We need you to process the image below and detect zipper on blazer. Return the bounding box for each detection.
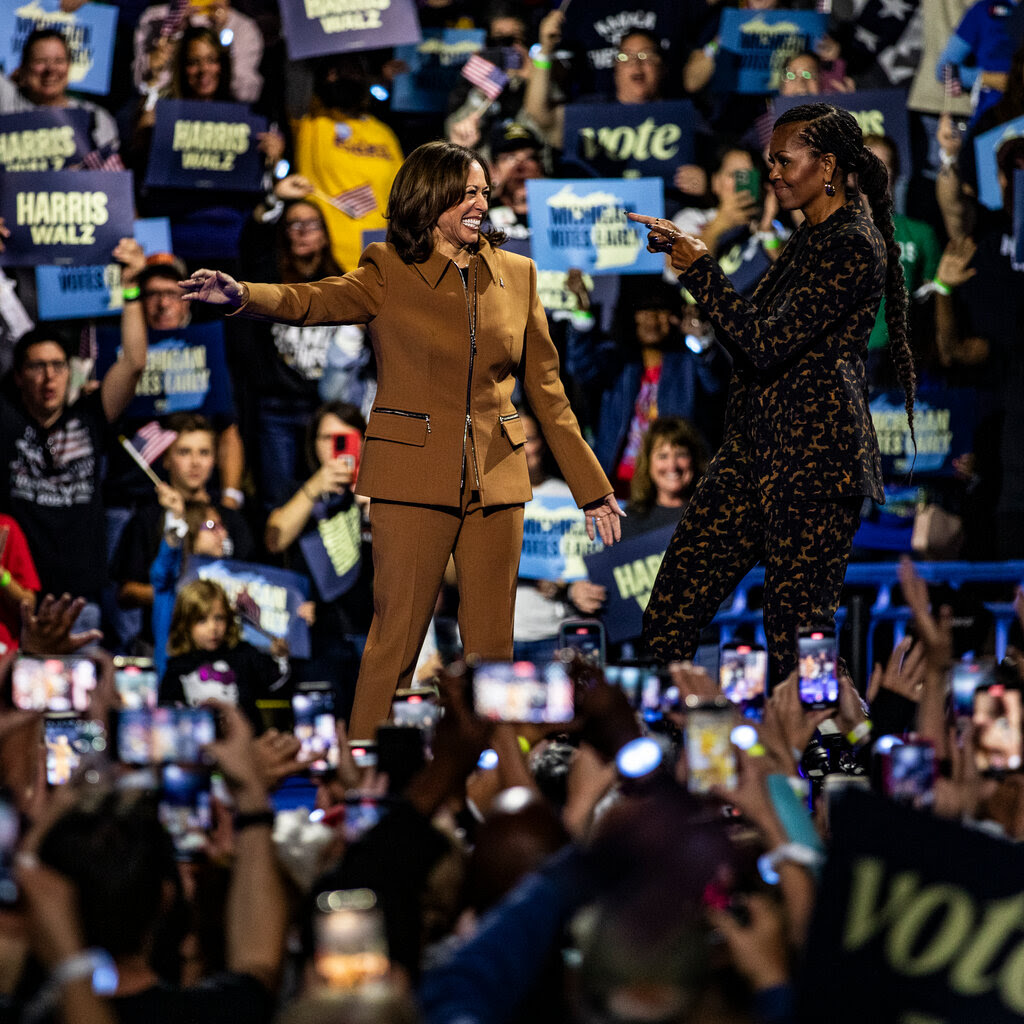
[459,262,481,492]
[498,412,519,423]
[373,407,431,433]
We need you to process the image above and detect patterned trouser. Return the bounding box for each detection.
[642,454,862,687]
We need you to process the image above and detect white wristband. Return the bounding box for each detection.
[223,487,245,508]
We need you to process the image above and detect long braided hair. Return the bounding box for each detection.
[773,103,915,450]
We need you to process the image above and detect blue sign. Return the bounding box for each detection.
[870,388,977,478]
[717,9,828,94]
[0,169,133,266]
[298,499,364,601]
[35,216,171,322]
[278,0,422,62]
[584,524,677,644]
[525,177,665,276]
[562,100,696,181]
[774,89,911,187]
[96,321,233,419]
[183,557,311,660]
[976,115,1024,211]
[144,100,267,192]
[0,0,117,97]
[0,108,92,173]
[391,28,485,113]
[519,492,603,582]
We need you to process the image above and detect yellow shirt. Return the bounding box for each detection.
[292,102,404,272]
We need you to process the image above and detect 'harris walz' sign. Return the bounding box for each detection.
[278,0,421,61]
[802,787,1024,1023]
[0,169,133,266]
[562,100,696,182]
[0,108,92,172]
[144,100,267,192]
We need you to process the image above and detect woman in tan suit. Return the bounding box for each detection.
[181,140,622,738]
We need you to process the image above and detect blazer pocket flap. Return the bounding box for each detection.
[501,416,527,447]
[366,409,429,447]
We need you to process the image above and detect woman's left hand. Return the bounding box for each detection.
[257,130,286,168]
[627,213,708,273]
[582,494,625,544]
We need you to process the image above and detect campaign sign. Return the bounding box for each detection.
[717,9,827,94]
[182,557,311,659]
[298,499,363,602]
[278,0,421,62]
[95,321,234,419]
[584,524,676,643]
[0,169,133,266]
[391,28,485,113]
[802,787,1024,1023]
[775,89,911,185]
[562,100,696,182]
[0,0,117,96]
[519,492,603,582]
[870,387,977,478]
[526,177,664,276]
[35,215,171,322]
[0,108,92,173]
[144,100,267,192]
[975,115,1024,211]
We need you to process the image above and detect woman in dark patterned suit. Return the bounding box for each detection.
[629,103,916,685]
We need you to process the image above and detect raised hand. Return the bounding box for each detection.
[179,268,247,307]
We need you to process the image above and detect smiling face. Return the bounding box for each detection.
[184,36,221,99]
[649,440,694,505]
[779,54,820,96]
[142,274,188,331]
[433,160,490,258]
[19,36,70,106]
[767,121,836,221]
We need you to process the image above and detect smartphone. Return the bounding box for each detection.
[557,619,606,667]
[391,689,440,731]
[881,740,936,804]
[348,740,377,769]
[972,684,1023,773]
[733,167,761,202]
[44,718,107,786]
[950,658,995,717]
[115,707,215,765]
[0,796,18,906]
[113,656,158,711]
[158,764,211,861]
[333,431,361,479]
[472,660,575,724]
[604,663,660,710]
[314,889,390,989]
[13,655,97,714]
[719,642,767,716]
[376,724,426,794]
[797,627,839,709]
[684,699,738,794]
[821,773,871,830]
[292,688,340,776]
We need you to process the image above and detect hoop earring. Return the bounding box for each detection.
[824,181,836,196]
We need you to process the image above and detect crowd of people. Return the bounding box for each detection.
[0,0,1023,1021]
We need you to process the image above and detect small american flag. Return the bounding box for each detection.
[461,54,508,101]
[128,421,178,465]
[943,64,963,98]
[235,588,261,628]
[160,0,191,37]
[74,144,126,172]
[329,184,378,219]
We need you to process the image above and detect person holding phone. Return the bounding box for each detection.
[630,103,916,687]
[181,140,620,738]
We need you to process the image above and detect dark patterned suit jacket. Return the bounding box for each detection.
[680,197,886,505]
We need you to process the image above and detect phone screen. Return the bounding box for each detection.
[292,690,339,775]
[558,619,605,667]
[473,660,575,724]
[391,691,440,731]
[882,742,935,804]
[719,644,767,714]
[951,659,994,718]
[605,664,660,709]
[685,705,737,794]
[797,629,839,708]
[158,764,211,861]
[0,798,18,905]
[116,707,215,765]
[13,656,97,713]
[44,719,107,786]
[114,661,158,711]
[973,685,1023,773]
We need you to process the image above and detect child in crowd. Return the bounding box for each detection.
[159,578,287,733]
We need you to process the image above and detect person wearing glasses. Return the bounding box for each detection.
[0,241,149,632]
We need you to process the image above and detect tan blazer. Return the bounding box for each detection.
[238,238,611,508]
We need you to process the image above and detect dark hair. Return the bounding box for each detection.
[171,25,234,101]
[386,141,506,264]
[276,200,343,283]
[784,49,822,72]
[773,103,915,449]
[996,137,1024,210]
[312,52,372,116]
[990,39,1024,123]
[20,27,70,68]
[12,328,70,372]
[306,400,367,472]
[862,133,899,178]
[629,417,707,514]
[164,411,215,438]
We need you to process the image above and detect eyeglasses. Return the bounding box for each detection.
[27,58,70,71]
[286,219,324,234]
[22,359,69,377]
[616,50,660,64]
[784,69,817,81]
